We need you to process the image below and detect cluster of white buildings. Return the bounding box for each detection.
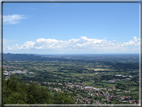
[84,86,100,91]
[3,70,35,79]
[3,70,27,75]
[115,74,132,78]
[3,71,9,76]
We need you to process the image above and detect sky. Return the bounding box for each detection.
[3,3,140,54]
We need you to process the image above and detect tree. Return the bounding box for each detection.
[54,92,74,104]
[3,75,75,104]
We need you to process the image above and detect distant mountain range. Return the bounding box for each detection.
[3,53,56,61]
[3,53,139,63]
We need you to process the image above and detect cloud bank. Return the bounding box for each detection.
[5,36,140,53]
[3,14,26,24]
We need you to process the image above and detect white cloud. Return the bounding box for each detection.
[20,41,35,49]
[5,36,140,53]
[122,36,139,46]
[3,14,26,24]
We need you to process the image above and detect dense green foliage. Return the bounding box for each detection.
[3,75,75,104]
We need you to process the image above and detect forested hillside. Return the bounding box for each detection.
[3,75,75,104]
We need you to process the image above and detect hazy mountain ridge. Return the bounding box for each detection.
[3,53,139,62]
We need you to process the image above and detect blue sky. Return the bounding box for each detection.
[3,3,140,54]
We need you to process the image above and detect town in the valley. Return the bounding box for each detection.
[2,54,139,104]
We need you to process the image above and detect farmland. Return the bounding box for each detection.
[3,53,139,104]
